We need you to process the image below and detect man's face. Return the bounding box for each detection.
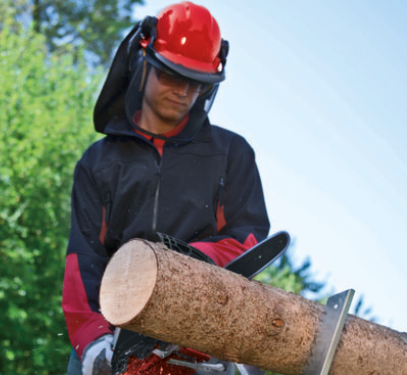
[142,67,205,126]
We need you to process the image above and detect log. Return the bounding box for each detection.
[100,239,407,375]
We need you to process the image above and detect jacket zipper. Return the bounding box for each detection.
[219,177,225,206]
[152,157,162,234]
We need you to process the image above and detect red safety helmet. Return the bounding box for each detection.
[139,1,228,83]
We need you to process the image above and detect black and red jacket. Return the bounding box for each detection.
[62,116,270,359]
[62,23,270,361]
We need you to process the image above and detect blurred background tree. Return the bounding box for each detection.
[0,16,104,374]
[1,0,143,66]
[0,0,141,371]
[255,238,325,298]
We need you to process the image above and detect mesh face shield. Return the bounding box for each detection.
[124,47,221,141]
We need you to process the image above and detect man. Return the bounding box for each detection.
[62,2,270,374]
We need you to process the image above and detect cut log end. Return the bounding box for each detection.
[100,239,158,326]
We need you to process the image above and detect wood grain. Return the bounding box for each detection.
[100,239,407,375]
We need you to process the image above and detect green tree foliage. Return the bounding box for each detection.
[1,0,143,66]
[255,239,325,297]
[353,295,377,322]
[0,18,102,374]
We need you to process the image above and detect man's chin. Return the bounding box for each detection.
[159,110,188,124]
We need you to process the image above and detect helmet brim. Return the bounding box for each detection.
[145,45,225,84]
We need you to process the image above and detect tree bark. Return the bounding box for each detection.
[100,239,407,375]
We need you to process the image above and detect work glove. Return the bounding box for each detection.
[82,334,114,375]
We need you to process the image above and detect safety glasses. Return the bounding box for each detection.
[153,67,210,94]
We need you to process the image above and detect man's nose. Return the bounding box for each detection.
[173,81,189,96]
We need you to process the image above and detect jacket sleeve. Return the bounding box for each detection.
[191,135,270,267]
[62,158,113,360]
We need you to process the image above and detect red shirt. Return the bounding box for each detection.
[132,111,189,156]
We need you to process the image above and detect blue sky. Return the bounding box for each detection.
[134,1,407,332]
